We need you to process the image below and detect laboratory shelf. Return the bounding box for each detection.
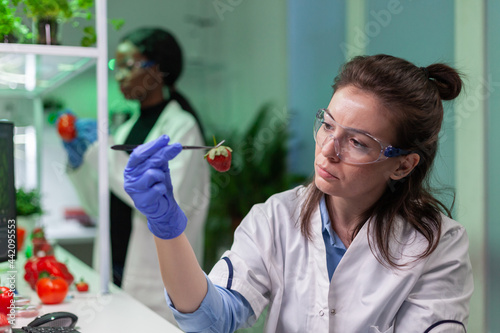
[0,43,98,57]
[0,51,96,98]
[0,0,110,294]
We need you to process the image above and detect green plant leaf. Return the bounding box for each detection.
[16,188,43,216]
[82,25,94,34]
[110,18,125,31]
[80,35,95,47]
[80,25,96,46]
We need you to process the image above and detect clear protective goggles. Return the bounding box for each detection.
[313,108,410,165]
[113,59,155,81]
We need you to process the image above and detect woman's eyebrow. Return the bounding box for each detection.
[324,109,334,121]
[324,110,339,124]
[324,109,373,137]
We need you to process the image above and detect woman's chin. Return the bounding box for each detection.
[315,177,332,194]
[316,172,348,198]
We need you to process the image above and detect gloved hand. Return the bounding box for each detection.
[57,112,97,169]
[124,135,187,240]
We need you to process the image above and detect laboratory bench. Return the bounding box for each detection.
[6,245,182,332]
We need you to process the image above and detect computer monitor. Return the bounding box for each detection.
[0,121,16,262]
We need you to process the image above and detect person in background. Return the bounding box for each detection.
[58,27,210,324]
[122,54,473,332]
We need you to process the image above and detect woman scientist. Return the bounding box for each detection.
[122,54,473,332]
[59,27,210,324]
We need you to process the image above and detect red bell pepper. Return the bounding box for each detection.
[24,255,74,290]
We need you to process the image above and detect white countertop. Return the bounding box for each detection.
[43,218,96,245]
[8,246,183,332]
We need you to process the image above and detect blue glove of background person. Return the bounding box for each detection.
[57,112,97,169]
[124,135,187,240]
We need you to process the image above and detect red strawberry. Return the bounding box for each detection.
[204,145,232,172]
[57,113,77,142]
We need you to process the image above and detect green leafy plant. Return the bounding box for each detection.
[203,103,307,270]
[7,0,124,46]
[16,188,43,217]
[0,0,31,42]
[12,0,75,19]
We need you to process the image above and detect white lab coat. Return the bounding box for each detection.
[209,186,473,333]
[68,101,210,324]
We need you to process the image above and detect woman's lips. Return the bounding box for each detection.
[316,164,339,180]
[120,86,131,98]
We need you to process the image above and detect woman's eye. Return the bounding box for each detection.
[322,121,335,131]
[349,138,368,149]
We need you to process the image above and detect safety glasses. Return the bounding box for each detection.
[313,108,411,165]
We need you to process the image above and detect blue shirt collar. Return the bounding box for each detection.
[320,196,347,250]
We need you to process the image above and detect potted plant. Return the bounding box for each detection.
[16,187,43,249]
[16,187,43,217]
[10,0,124,46]
[203,103,307,271]
[0,0,31,43]
[11,0,81,44]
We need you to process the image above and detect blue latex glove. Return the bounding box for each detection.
[57,113,97,169]
[124,135,187,239]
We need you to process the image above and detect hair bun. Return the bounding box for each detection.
[426,63,463,100]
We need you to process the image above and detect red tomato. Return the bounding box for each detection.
[75,278,89,292]
[0,287,13,316]
[57,113,77,142]
[36,276,69,305]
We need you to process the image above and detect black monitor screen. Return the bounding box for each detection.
[0,121,16,262]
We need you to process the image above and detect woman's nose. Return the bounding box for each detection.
[321,135,340,161]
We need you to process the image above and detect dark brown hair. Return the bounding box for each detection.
[300,54,462,267]
[120,27,204,136]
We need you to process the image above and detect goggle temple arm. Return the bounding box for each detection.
[384,146,412,158]
[140,60,156,69]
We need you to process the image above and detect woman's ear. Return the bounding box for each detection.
[390,153,420,180]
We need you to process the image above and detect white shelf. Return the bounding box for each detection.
[1,0,111,294]
[0,44,99,57]
[0,51,96,98]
